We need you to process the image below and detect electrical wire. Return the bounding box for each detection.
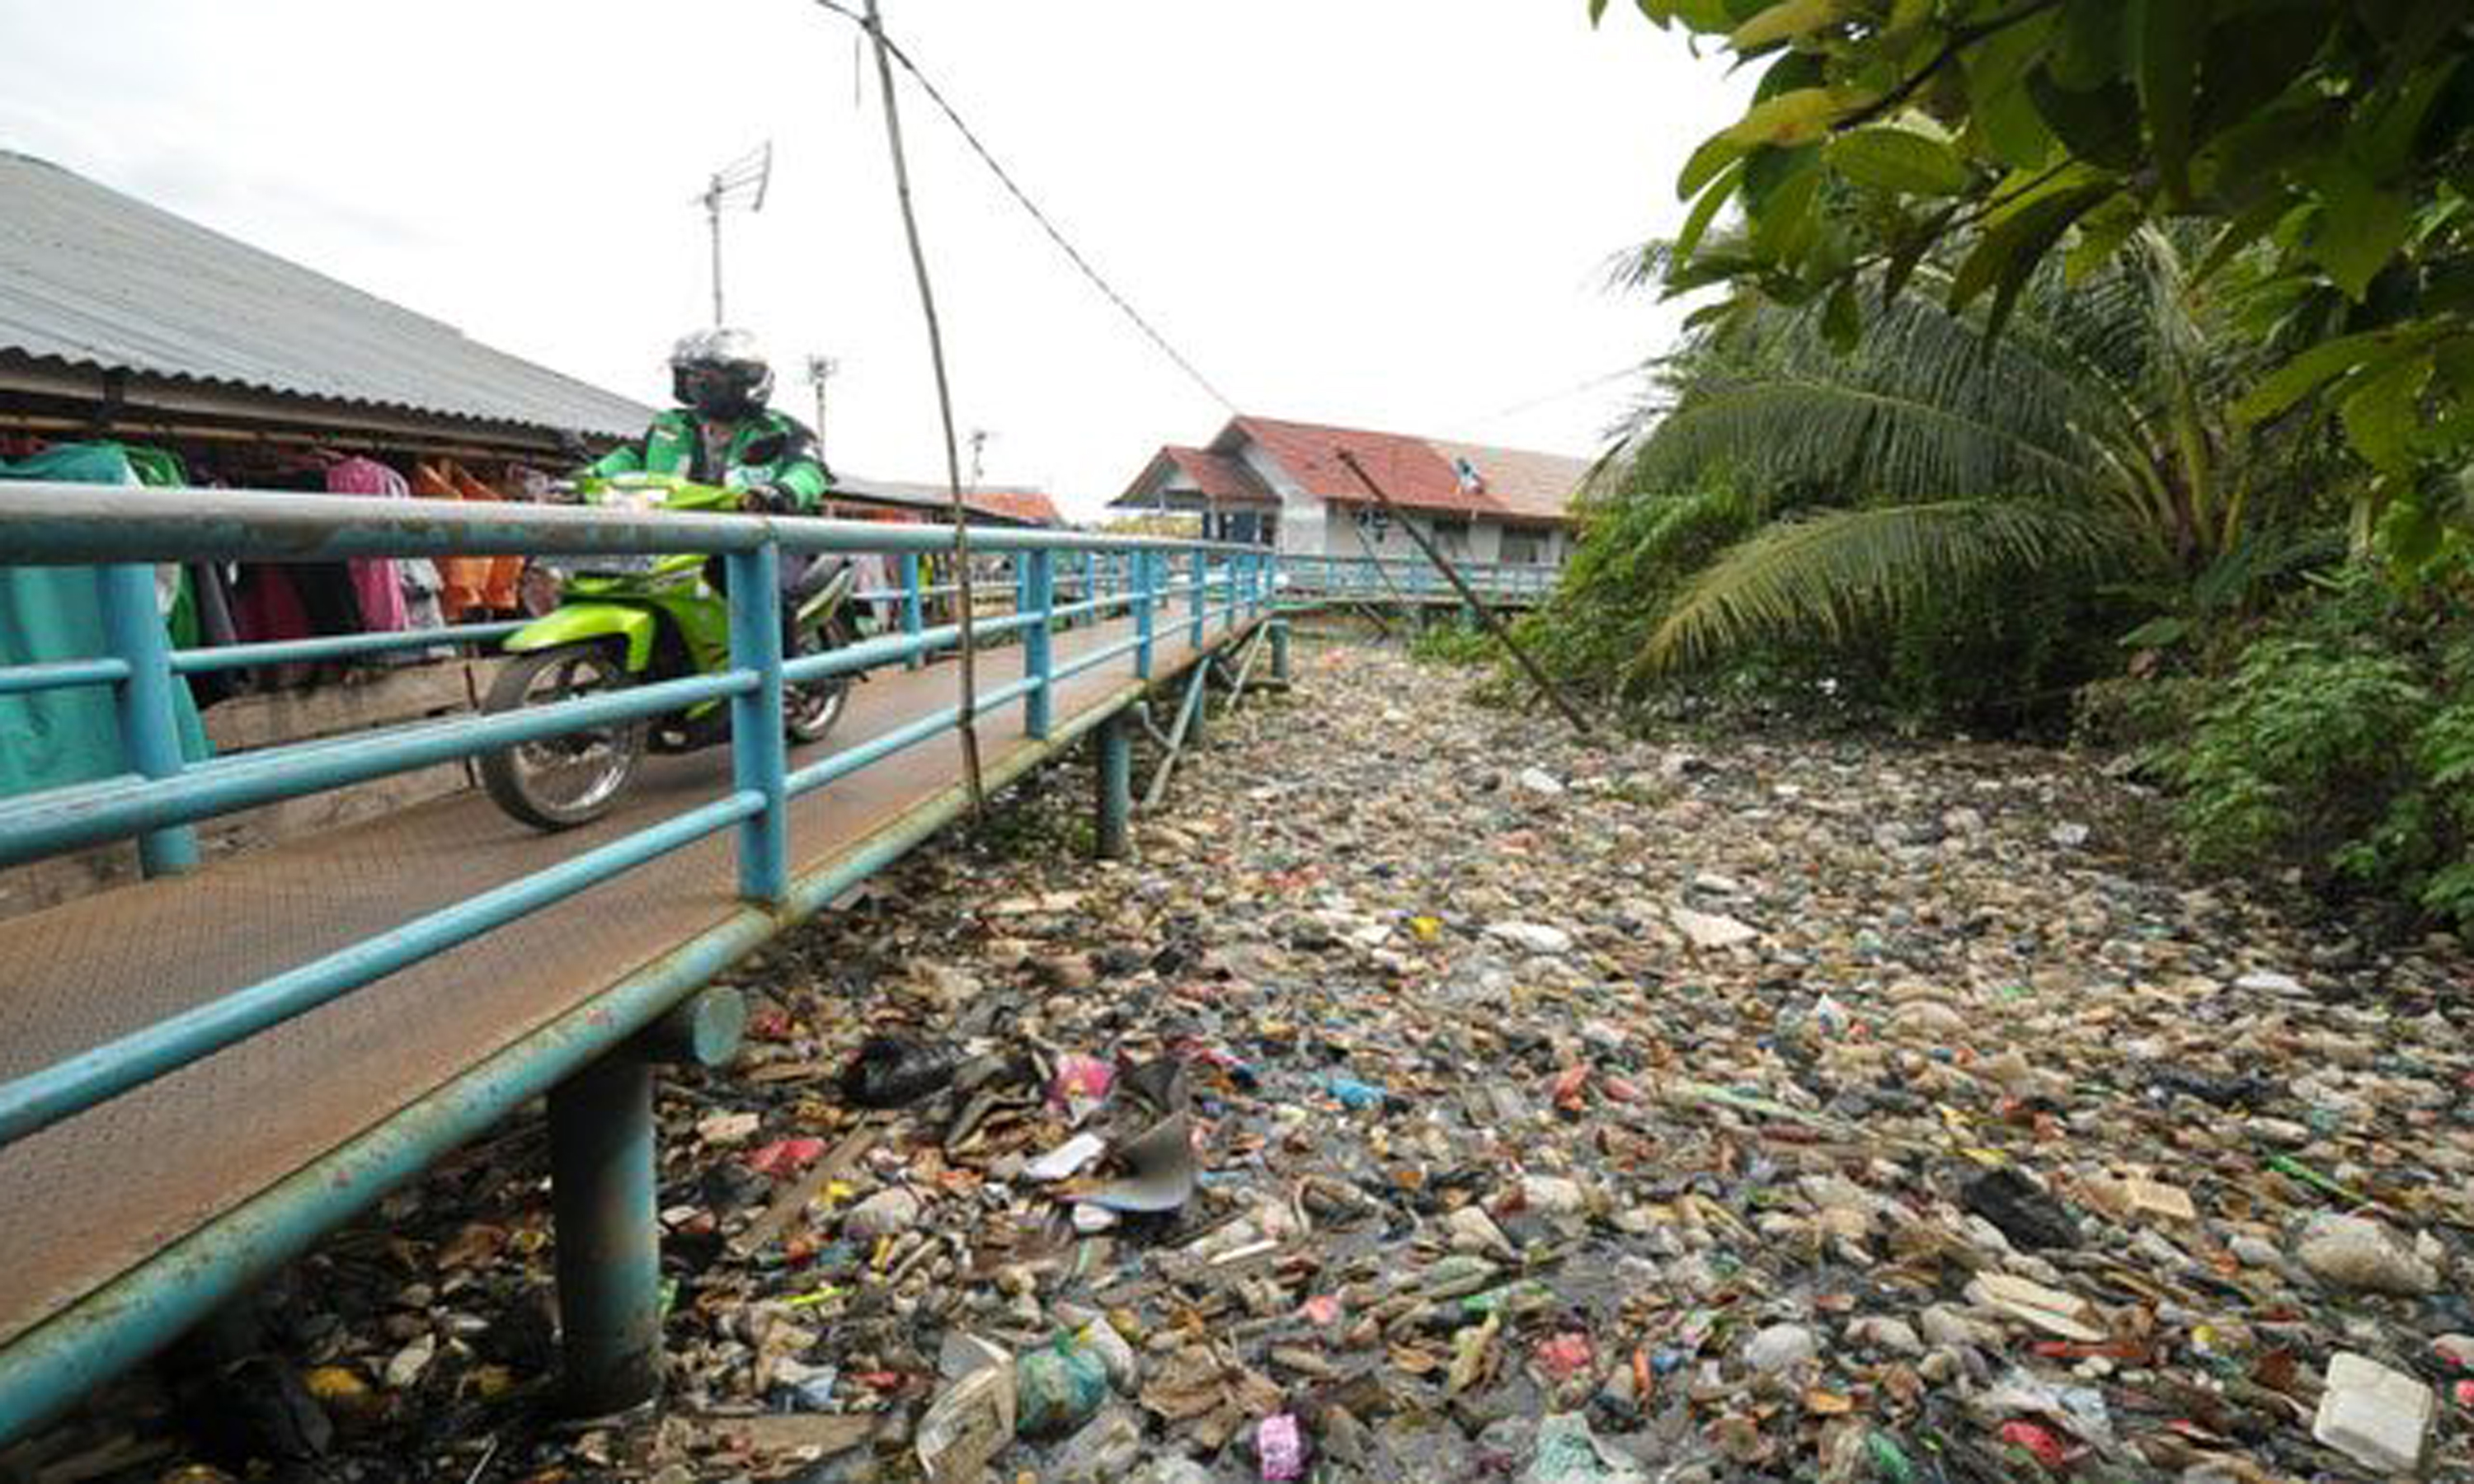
[1456,361,1644,427]
[811,0,1239,412]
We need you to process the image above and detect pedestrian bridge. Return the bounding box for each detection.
[1277,552,1557,609]
[0,484,1281,1439]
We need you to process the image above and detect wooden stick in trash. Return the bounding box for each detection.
[1332,448,1592,738]
[728,1120,881,1260]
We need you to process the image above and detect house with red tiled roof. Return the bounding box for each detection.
[1114,415,1592,567]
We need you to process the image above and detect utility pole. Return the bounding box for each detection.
[694,142,773,326]
[804,355,840,454]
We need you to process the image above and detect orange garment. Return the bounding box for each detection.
[444,463,524,612]
[412,461,491,618]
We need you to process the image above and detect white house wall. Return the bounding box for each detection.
[1231,436,1329,556]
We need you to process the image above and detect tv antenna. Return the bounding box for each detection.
[694,141,773,326]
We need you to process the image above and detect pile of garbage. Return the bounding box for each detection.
[22,637,2470,1482]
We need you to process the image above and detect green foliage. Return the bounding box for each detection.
[2166,572,2474,928]
[1553,225,2329,720]
[1512,475,1773,686]
[1408,620,1498,667]
[1596,0,2474,571]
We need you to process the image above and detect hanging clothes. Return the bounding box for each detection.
[443,461,524,614]
[412,461,492,619]
[183,561,242,706]
[399,557,446,632]
[0,444,213,801]
[326,456,411,632]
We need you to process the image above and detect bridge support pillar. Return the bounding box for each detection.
[1270,621,1291,684]
[1185,664,1209,749]
[1095,711,1131,860]
[548,985,745,1416]
[548,1054,660,1416]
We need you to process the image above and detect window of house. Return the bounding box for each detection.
[1352,505,1390,540]
[1431,515,1471,555]
[1501,526,1546,565]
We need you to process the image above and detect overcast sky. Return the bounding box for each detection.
[0,1,1747,519]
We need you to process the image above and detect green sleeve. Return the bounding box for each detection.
[776,454,830,511]
[767,414,833,513]
[586,439,646,478]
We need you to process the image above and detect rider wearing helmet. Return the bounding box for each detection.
[588,327,831,513]
[585,329,840,650]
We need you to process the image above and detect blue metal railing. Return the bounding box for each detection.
[0,481,1274,1148]
[1277,552,1559,603]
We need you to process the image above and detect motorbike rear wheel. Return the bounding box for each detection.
[480,642,648,830]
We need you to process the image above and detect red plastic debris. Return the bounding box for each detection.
[1300,1294,1343,1326]
[1550,1064,1590,1111]
[1999,1421,2072,1470]
[744,1138,828,1178]
[1534,1331,1593,1381]
[1049,1053,1115,1106]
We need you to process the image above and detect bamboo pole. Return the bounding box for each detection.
[1333,448,1592,738]
[863,0,984,811]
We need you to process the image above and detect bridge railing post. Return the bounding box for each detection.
[1188,548,1206,649]
[1135,549,1155,680]
[1024,549,1054,739]
[96,562,198,877]
[900,552,924,670]
[724,544,788,904]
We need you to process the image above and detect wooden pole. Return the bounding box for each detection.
[1333,448,1592,738]
[864,0,984,811]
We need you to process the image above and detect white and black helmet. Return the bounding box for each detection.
[670,326,774,419]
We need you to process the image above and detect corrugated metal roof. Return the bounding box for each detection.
[827,477,1066,527]
[0,150,654,438]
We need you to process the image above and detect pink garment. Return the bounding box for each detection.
[327,457,412,631]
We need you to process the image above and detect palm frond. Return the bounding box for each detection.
[1634,500,2130,675]
[1625,372,2102,505]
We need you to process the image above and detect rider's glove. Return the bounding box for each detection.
[741,482,795,515]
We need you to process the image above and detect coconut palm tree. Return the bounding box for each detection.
[1602,226,2334,679]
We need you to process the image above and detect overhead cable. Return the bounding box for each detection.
[811,0,1240,412]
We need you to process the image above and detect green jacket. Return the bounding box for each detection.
[590,408,832,512]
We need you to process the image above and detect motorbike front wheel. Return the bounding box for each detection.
[479,643,648,830]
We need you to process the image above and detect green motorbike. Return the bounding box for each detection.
[480,474,858,831]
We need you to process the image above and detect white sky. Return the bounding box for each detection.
[0,1,1747,520]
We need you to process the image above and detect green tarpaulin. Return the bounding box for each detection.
[0,444,211,801]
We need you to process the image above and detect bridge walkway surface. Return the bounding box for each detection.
[0,613,1241,1359]
[0,477,1277,1434]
